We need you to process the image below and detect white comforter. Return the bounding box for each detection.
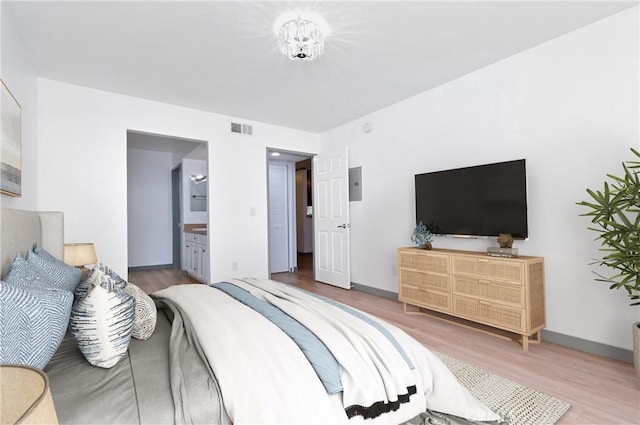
[155,279,500,425]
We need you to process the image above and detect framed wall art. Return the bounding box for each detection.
[1,79,22,197]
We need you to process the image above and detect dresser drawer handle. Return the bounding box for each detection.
[478,279,491,284]
[478,300,491,306]
[477,258,489,263]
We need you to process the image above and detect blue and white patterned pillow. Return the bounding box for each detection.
[70,274,135,368]
[28,248,82,291]
[0,281,73,369]
[4,251,81,292]
[122,283,157,340]
[75,265,126,302]
[4,253,49,289]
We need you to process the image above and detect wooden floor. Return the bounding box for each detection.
[129,267,200,293]
[129,259,639,425]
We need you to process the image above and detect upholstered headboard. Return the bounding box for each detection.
[1,208,64,278]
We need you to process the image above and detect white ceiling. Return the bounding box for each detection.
[5,1,637,133]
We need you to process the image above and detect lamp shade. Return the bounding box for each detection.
[0,365,59,424]
[63,243,97,267]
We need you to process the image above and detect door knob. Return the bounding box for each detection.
[336,224,351,229]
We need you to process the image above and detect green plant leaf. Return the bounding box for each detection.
[577,148,640,307]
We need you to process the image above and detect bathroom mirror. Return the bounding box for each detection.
[190,174,207,211]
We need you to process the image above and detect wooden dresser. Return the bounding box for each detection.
[398,247,545,350]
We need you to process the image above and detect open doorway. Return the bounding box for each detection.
[267,149,314,279]
[126,130,208,283]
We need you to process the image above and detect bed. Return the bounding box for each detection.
[0,208,503,425]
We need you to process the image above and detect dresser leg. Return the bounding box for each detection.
[530,330,542,345]
[522,334,529,351]
[512,331,543,351]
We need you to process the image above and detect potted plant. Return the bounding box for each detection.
[411,221,435,250]
[577,148,640,377]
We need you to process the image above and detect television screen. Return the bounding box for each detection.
[415,159,528,239]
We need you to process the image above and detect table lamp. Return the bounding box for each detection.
[0,365,59,424]
[63,243,97,268]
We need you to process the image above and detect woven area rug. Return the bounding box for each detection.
[434,352,571,425]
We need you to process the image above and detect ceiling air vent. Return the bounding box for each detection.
[230,122,253,136]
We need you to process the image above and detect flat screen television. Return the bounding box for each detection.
[415,159,528,239]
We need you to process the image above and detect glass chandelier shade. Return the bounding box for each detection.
[279,17,324,61]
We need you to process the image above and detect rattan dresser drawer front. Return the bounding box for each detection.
[399,250,449,274]
[453,256,524,283]
[400,285,450,313]
[453,276,524,307]
[399,247,544,350]
[454,295,525,332]
[400,268,449,292]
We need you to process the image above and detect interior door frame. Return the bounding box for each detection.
[171,164,182,268]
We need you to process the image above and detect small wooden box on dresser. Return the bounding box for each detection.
[398,247,545,350]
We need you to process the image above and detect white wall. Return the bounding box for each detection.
[127,148,173,267]
[36,79,321,282]
[0,5,38,210]
[321,8,639,350]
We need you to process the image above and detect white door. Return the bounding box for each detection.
[268,162,290,273]
[313,148,351,289]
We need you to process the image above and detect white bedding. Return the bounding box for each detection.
[154,278,500,424]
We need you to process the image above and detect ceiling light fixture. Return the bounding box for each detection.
[279,16,324,61]
[270,152,281,157]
